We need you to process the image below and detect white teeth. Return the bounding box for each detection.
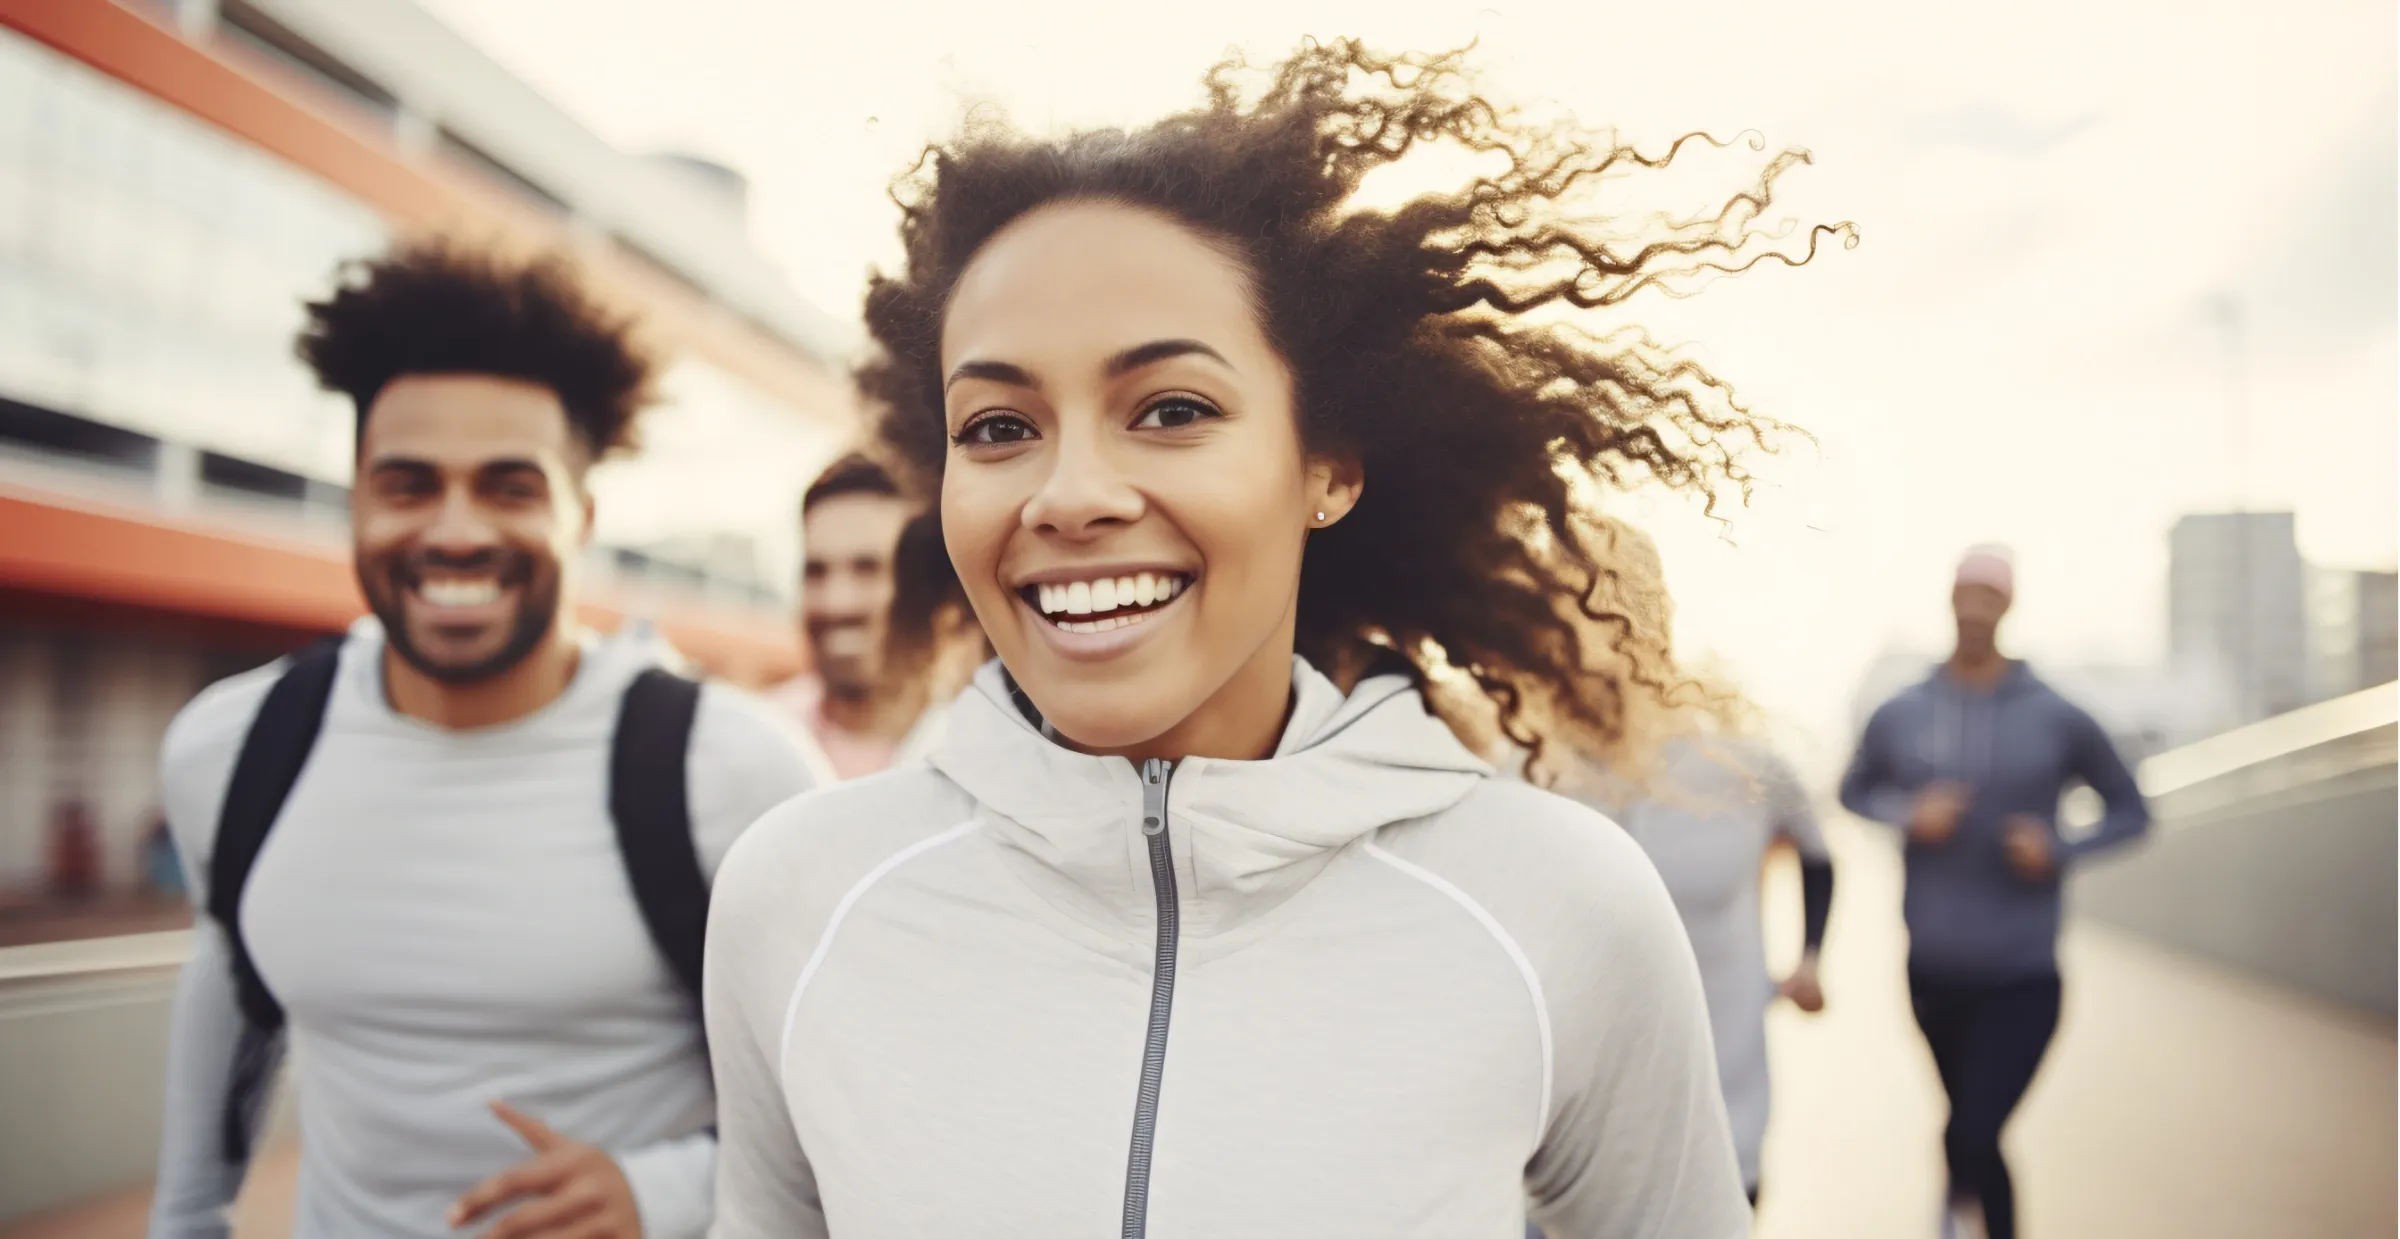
[420,579,500,607]
[1031,573,1193,616]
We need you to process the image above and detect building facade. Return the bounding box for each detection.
[0,0,854,954]
[2168,512,2310,725]
[2309,566,2400,702]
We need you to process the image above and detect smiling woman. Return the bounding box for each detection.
[866,42,1851,773]
[702,37,1848,1239]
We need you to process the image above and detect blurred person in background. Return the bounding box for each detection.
[148,242,825,1239]
[768,454,974,779]
[702,39,1849,1238]
[142,815,187,900]
[1533,522,1834,1220]
[1839,546,2151,1239]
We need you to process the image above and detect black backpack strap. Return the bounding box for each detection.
[610,668,710,1014]
[206,634,343,1160]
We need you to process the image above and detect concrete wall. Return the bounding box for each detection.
[0,966,178,1223]
[2072,758,2397,1017]
[0,961,293,1226]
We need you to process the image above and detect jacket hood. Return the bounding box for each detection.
[929,656,1491,937]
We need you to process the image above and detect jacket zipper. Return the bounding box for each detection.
[1121,757,1179,1239]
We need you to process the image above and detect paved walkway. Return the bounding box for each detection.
[9,822,2391,1238]
[1754,820,2395,1239]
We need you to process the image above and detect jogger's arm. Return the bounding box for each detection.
[148,925,274,1239]
[2060,707,2151,863]
[1836,704,1914,829]
[1760,750,1835,953]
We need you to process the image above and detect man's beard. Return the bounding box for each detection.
[807,619,882,698]
[361,547,563,685]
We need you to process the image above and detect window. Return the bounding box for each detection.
[214,0,397,125]
[0,393,159,473]
[437,126,569,216]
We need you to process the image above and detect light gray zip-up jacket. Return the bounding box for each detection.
[704,657,1749,1238]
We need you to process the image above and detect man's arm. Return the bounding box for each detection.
[2060,707,2151,862]
[688,683,833,875]
[1836,703,1914,828]
[147,672,282,1239]
[571,682,828,1239]
[149,927,277,1239]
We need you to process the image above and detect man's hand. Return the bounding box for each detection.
[1906,782,1970,845]
[2002,815,2057,881]
[449,1101,642,1239]
[1776,952,1826,1014]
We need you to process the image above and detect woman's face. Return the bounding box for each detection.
[939,200,1360,758]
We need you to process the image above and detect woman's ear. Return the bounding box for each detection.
[1305,454,1365,529]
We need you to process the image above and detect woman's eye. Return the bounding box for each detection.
[1132,396,1222,431]
[954,413,1038,446]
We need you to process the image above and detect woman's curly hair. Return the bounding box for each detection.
[859,39,1850,775]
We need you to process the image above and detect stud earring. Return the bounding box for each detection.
[1315,511,1328,523]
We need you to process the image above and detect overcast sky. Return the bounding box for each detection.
[420,0,2397,768]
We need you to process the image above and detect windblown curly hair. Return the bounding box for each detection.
[859,39,1850,774]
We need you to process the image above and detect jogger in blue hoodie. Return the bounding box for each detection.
[1840,547,2149,1239]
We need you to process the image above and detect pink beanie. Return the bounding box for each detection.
[1955,544,2016,597]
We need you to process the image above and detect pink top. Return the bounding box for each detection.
[767,675,901,783]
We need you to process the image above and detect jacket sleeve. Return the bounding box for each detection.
[703,833,827,1239]
[1525,833,1750,1237]
[1759,750,1835,953]
[1836,701,1915,829]
[148,679,280,1239]
[1760,749,1829,859]
[2059,706,2151,863]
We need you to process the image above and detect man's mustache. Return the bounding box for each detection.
[387,548,536,585]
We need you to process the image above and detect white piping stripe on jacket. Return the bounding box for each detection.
[1361,840,1555,1148]
[777,819,984,1081]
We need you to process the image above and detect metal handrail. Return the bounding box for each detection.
[2138,681,2397,799]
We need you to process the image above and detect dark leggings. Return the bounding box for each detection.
[1908,970,2061,1239]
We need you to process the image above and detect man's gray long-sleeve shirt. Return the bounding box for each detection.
[149,619,824,1239]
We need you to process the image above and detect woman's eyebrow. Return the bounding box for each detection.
[945,359,1040,392]
[1105,338,1235,378]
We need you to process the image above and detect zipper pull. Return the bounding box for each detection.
[1140,758,1172,836]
